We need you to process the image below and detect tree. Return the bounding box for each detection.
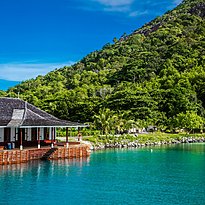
[5,0,205,131]
[93,108,117,135]
[174,111,204,133]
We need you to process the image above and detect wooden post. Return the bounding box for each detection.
[20,128,23,150]
[38,128,40,149]
[66,127,69,148]
[53,127,55,146]
[46,128,48,139]
[51,127,54,148]
[70,128,72,138]
[14,128,17,148]
[77,127,82,142]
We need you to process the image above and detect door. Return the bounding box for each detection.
[4,128,11,142]
[31,128,37,141]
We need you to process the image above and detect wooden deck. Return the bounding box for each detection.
[0,144,91,165]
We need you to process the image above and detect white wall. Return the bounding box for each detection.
[10,128,16,142]
[27,128,32,141]
[48,128,57,140]
[40,128,44,140]
[0,128,4,142]
[49,127,52,140]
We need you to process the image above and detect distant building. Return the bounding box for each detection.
[0,97,86,150]
[146,126,157,132]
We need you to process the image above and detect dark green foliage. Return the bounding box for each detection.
[0,90,6,97]
[6,0,205,130]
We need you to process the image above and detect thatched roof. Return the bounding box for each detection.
[0,97,86,128]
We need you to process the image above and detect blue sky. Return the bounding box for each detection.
[0,0,182,90]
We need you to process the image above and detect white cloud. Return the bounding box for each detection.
[129,10,148,17]
[173,0,182,5]
[91,0,134,12]
[93,0,134,7]
[0,62,75,81]
[104,5,130,12]
[86,0,181,16]
[166,0,182,10]
[77,0,183,18]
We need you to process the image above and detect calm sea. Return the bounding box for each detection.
[0,144,205,205]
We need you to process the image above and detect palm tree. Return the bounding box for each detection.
[124,120,138,132]
[93,108,117,135]
[113,111,138,134]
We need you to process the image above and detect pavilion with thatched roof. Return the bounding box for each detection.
[0,97,86,150]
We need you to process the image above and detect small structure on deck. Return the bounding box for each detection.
[0,97,86,151]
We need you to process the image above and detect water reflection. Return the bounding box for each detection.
[0,156,90,178]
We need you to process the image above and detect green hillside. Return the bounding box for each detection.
[4,0,205,131]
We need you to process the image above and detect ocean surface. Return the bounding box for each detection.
[0,143,205,205]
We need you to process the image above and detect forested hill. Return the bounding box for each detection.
[4,0,205,130]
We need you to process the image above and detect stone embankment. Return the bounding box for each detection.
[90,137,205,150]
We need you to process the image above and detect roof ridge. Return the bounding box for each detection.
[20,101,28,126]
[27,108,45,119]
[7,109,25,127]
[0,97,23,101]
[27,103,59,120]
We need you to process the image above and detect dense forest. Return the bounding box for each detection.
[1,0,205,132]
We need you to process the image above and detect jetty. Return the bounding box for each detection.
[0,97,90,165]
[0,144,91,165]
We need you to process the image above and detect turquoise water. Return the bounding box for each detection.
[0,144,205,205]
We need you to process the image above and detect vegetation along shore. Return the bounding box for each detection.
[83,133,205,150]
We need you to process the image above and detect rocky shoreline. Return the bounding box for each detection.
[89,136,205,150]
